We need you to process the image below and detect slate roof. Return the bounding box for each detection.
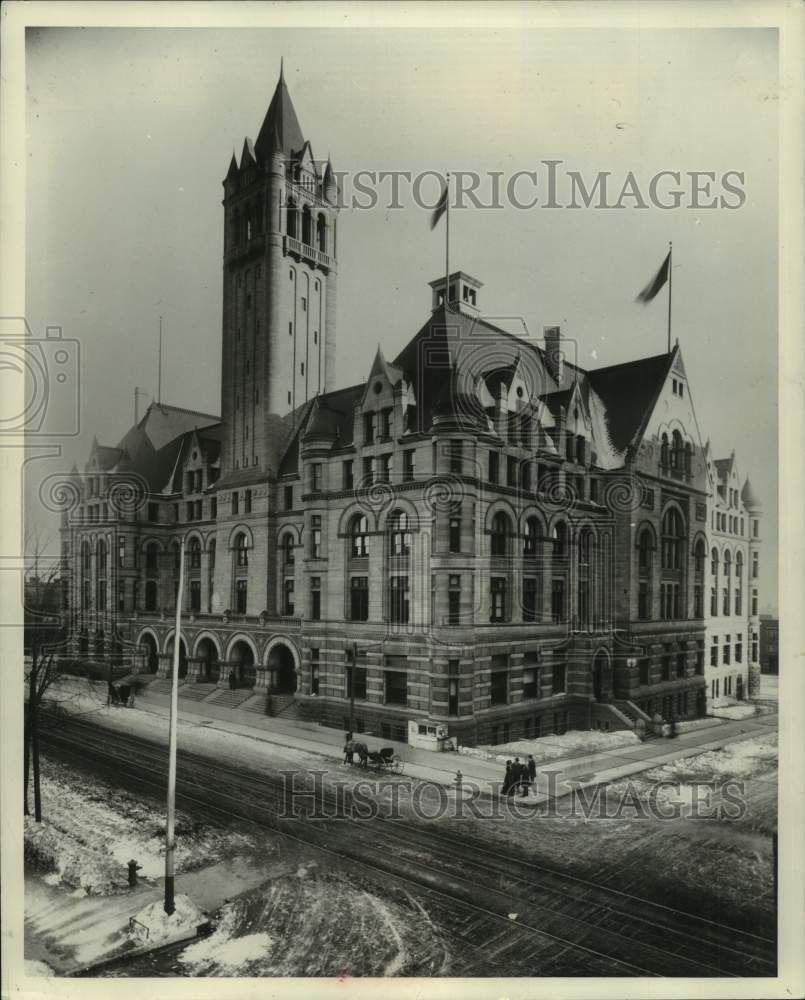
[255,63,306,161]
[741,477,762,508]
[586,352,673,454]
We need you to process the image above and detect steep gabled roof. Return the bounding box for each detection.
[255,62,305,161]
[586,351,673,454]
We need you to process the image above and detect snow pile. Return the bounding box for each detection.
[464,728,640,764]
[648,732,778,782]
[130,894,205,946]
[711,704,757,721]
[179,906,272,975]
[24,959,55,977]
[24,760,257,894]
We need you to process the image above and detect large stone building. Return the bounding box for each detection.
[702,448,763,707]
[61,67,761,745]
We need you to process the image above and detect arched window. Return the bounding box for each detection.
[637,528,655,573]
[551,521,567,558]
[694,538,706,577]
[350,515,369,557]
[286,199,298,239]
[523,516,541,556]
[577,529,594,629]
[490,512,510,556]
[670,430,684,470]
[388,510,412,557]
[660,433,670,469]
[208,539,216,569]
[316,214,326,253]
[145,580,158,612]
[711,547,719,578]
[661,507,685,571]
[735,550,743,579]
[302,206,312,246]
[189,537,202,569]
[172,541,181,572]
[723,549,732,578]
[684,442,693,475]
[235,532,249,568]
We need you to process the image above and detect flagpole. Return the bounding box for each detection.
[667,241,673,353]
[445,171,450,311]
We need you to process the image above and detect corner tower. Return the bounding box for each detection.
[220,63,339,476]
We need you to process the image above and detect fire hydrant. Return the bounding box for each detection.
[127,859,142,888]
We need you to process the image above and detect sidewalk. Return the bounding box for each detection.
[132,686,777,804]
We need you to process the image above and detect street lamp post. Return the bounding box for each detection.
[164,538,185,915]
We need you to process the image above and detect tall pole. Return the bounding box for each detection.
[349,640,357,736]
[164,538,184,915]
[444,172,450,310]
[667,242,673,354]
[157,316,163,406]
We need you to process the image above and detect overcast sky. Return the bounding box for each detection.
[24,25,778,609]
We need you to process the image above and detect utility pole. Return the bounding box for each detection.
[164,538,185,915]
[157,316,163,406]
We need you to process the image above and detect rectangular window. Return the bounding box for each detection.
[639,658,650,686]
[148,502,158,522]
[488,451,499,484]
[448,659,460,715]
[676,651,686,678]
[752,519,759,538]
[752,552,759,578]
[449,441,463,475]
[694,584,703,618]
[284,485,294,510]
[283,578,295,616]
[507,455,518,487]
[346,665,367,701]
[490,577,507,622]
[310,577,321,621]
[523,577,538,623]
[710,638,718,667]
[590,478,599,503]
[244,489,252,514]
[311,515,322,558]
[349,576,369,622]
[363,412,376,444]
[235,579,247,614]
[490,669,508,706]
[751,590,758,616]
[661,645,672,681]
[447,574,461,625]
[190,580,201,612]
[381,408,392,441]
[403,450,415,482]
[232,492,239,516]
[552,662,566,694]
[736,635,743,663]
[362,456,374,485]
[385,670,407,706]
[380,453,392,483]
[310,648,320,695]
[551,578,565,624]
[723,587,730,616]
[449,505,461,553]
[523,666,539,700]
[389,576,410,624]
[343,461,354,491]
[311,463,323,492]
[638,581,650,621]
[117,537,125,568]
[723,636,731,665]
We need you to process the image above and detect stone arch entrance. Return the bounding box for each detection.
[139,632,158,673]
[592,650,611,703]
[166,635,188,680]
[266,640,298,694]
[195,636,220,683]
[229,639,256,689]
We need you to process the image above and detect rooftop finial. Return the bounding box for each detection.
[279,57,284,83]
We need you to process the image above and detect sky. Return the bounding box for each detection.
[23,25,779,609]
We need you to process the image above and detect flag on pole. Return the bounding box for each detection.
[430,178,448,229]
[635,250,671,303]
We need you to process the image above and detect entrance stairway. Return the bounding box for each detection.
[179,683,218,703]
[267,693,302,719]
[205,688,257,710]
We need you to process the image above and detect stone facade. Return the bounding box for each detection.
[60,66,761,746]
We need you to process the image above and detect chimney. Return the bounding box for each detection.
[544,326,564,384]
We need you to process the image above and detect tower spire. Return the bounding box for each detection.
[255,60,304,160]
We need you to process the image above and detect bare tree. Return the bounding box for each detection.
[24,522,64,821]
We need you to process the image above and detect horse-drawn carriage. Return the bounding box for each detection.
[343,739,405,774]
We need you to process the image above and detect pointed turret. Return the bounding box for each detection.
[240,137,257,171]
[255,62,305,162]
[225,151,239,182]
[324,154,338,203]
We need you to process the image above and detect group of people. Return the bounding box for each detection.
[501,755,537,797]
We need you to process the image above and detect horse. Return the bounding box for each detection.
[344,739,369,767]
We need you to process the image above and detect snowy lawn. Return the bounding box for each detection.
[711,703,757,721]
[24,757,261,895]
[463,728,641,765]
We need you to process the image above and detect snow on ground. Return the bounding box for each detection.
[711,703,757,721]
[177,870,449,977]
[24,758,260,895]
[463,728,641,764]
[646,731,777,782]
[24,959,55,976]
[131,894,205,945]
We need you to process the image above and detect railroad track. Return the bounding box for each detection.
[38,712,777,978]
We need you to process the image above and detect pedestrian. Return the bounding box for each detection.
[127,859,142,888]
[526,754,537,793]
[513,756,527,797]
[228,669,237,691]
[502,760,513,796]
